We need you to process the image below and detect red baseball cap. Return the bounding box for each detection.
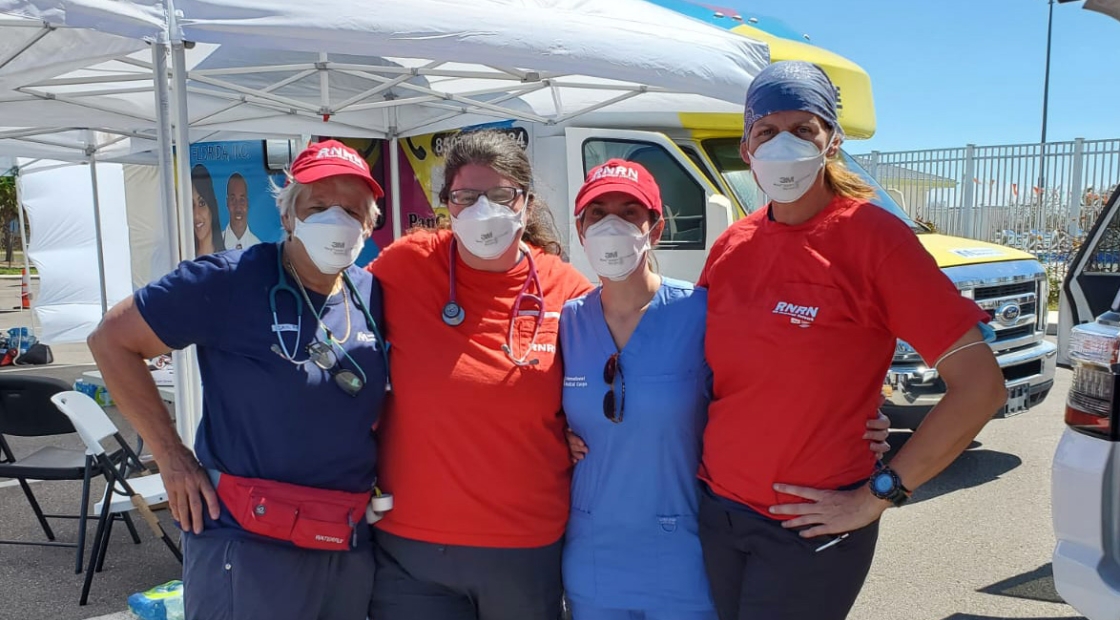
[574,159,662,217]
[289,140,384,199]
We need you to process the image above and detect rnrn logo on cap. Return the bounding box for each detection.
[315,145,366,168]
[575,158,662,217]
[589,164,640,183]
[289,139,384,199]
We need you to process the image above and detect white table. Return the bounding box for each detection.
[82,369,177,405]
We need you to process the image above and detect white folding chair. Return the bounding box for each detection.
[50,391,183,606]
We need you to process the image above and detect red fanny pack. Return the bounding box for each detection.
[215,473,371,551]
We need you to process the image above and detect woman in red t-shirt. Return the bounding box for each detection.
[366,130,593,620]
[696,61,1007,620]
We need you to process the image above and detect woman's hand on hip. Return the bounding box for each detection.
[767,484,890,538]
[157,444,221,535]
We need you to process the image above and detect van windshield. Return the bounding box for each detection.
[701,138,925,233]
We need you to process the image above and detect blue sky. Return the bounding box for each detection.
[668,1,1120,154]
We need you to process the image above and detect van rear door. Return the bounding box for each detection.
[564,128,732,283]
[1059,184,1120,367]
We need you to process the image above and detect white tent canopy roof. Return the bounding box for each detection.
[0,0,768,144]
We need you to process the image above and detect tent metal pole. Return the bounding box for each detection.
[14,168,35,337]
[167,0,203,450]
[389,109,402,240]
[86,132,109,316]
[152,39,180,271]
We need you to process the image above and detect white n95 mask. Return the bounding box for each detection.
[748,131,830,203]
[293,206,366,274]
[582,214,650,281]
[451,196,525,260]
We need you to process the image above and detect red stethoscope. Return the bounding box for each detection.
[442,238,544,366]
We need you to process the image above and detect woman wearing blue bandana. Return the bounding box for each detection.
[559,159,892,620]
[696,61,1004,620]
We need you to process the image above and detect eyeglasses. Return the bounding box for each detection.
[603,353,625,423]
[307,341,365,397]
[448,186,525,206]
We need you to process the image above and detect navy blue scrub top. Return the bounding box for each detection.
[135,243,388,537]
[559,277,714,612]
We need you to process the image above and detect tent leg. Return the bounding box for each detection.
[389,136,402,241]
[14,171,35,337]
[87,133,109,317]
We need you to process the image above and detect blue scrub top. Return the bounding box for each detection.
[135,243,388,537]
[559,277,713,612]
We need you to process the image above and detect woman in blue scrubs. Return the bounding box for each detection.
[560,159,714,620]
[559,160,891,620]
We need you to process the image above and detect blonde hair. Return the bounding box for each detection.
[823,156,875,201]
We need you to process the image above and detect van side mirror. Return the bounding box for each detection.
[705,194,733,248]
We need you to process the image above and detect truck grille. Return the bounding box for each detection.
[975,282,1035,299]
[970,276,1044,351]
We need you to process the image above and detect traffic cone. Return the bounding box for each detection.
[20,268,30,309]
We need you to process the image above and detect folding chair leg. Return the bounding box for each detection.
[75,456,93,574]
[121,512,142,545]
[95,516,115,573]
[80,495,114,606]
[17,479,55,541]
[161,528,183,563]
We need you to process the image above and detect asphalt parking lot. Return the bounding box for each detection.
[0,275,1089,619]
[850,349,1083,620]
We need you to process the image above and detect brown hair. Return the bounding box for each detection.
[823,147,875,201]
[436,130,563,255]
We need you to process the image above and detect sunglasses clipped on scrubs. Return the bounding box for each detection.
[603,352,625,423]
[269,244,391,396]
[442,238,545,367]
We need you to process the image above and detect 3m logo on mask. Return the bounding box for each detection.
[316,146,365,169]
[590,165,639,183]
[772,301,819,328]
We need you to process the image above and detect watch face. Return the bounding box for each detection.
[871,472,894,494]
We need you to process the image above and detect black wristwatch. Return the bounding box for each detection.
[868,465,911,507]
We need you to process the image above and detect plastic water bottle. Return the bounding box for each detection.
[72,379,113,407]
[127,580,183,620]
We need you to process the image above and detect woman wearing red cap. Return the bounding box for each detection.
[366,130,593,620]
[697,61,1006,620]
[89,139,389,620]
[560,160,890,620]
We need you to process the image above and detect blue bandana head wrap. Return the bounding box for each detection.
[742,61,841,141]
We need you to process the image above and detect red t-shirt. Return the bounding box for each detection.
[697,198,988,516]
[368,230,593,547]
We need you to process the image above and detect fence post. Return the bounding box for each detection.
[1068,137,1085,235]
[962,144,977,239]
[868,151,880,179]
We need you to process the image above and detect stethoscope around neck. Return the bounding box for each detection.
[442,237,544,367]
[269,242,392,392]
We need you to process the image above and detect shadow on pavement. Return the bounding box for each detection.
[945,608,1084,613]
[882,432,1022,504]
[978,563,1068,604]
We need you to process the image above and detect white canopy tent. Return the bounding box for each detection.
[0,0,770,446]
